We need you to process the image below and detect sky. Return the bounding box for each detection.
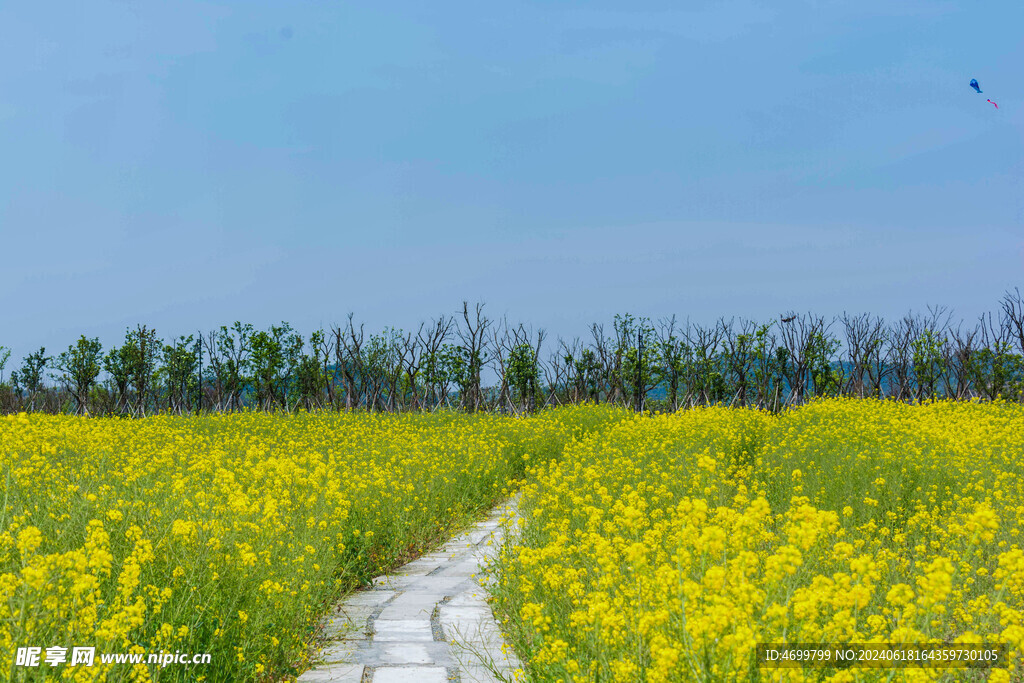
[1,0,1022,365]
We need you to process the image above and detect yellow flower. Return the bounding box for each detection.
[16,527,43,556]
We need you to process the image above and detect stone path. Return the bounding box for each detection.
[297,501,521,682]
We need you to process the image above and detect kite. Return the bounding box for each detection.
[970,78,1000,110]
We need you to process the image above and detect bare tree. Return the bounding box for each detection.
[589,324,615,404]
[544,343,569,407]
[317,330,338,409]
[402,326,424,411]
[418,314,454,411]
[387,330,410,412]
[1003,288,1024,358]
[842,313,884,398]
[332,314,366,410]
[657,316,687,412]
[946,321,977,399]
[777,314,825,405]
[722,318,757,407]
[911,306,953,400]
[490,319,513,412]
[864,325,889,400]
[686,320,724,407]
[887,315,918,401]
[457,301,491,412]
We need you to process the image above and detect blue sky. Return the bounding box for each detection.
[1,0,1022,362]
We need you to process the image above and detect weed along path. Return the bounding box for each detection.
[298,500,522,682]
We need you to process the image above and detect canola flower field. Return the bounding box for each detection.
[491,399,1024,682]
[3,401,1023,682]
[0,406,621,682]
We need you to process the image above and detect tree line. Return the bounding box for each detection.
[2,292,1023,417]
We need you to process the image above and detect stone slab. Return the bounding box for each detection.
[318,640,360,665]
[445,592,490,609]
[403,575,471,594]
[370,574,420,591]
[372,619,434,642]
[343,590,397,607]
[373,666,449,683]
[378,642,456,667]
[295,664,364,682]
[459,664,513,683]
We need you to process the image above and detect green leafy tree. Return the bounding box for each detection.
[420,348,445,409]
[507,342,540,413]
[218,322,254,410]
[163,335,199,414]
[0,345,10,385]
[564,347,604,404]
[250,327,283,409]
[249,332,279,408]
[103,344,132,413]
[619,317,657,411]
[423,343,466,409]
[13,347,50,410]
[965,341,1024,401]
[808,330,842,398]
[295,330,329,410]
[911,328,946,399]
[250,323,302,410]
[54,336,103,415]
[121,326,162,416]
